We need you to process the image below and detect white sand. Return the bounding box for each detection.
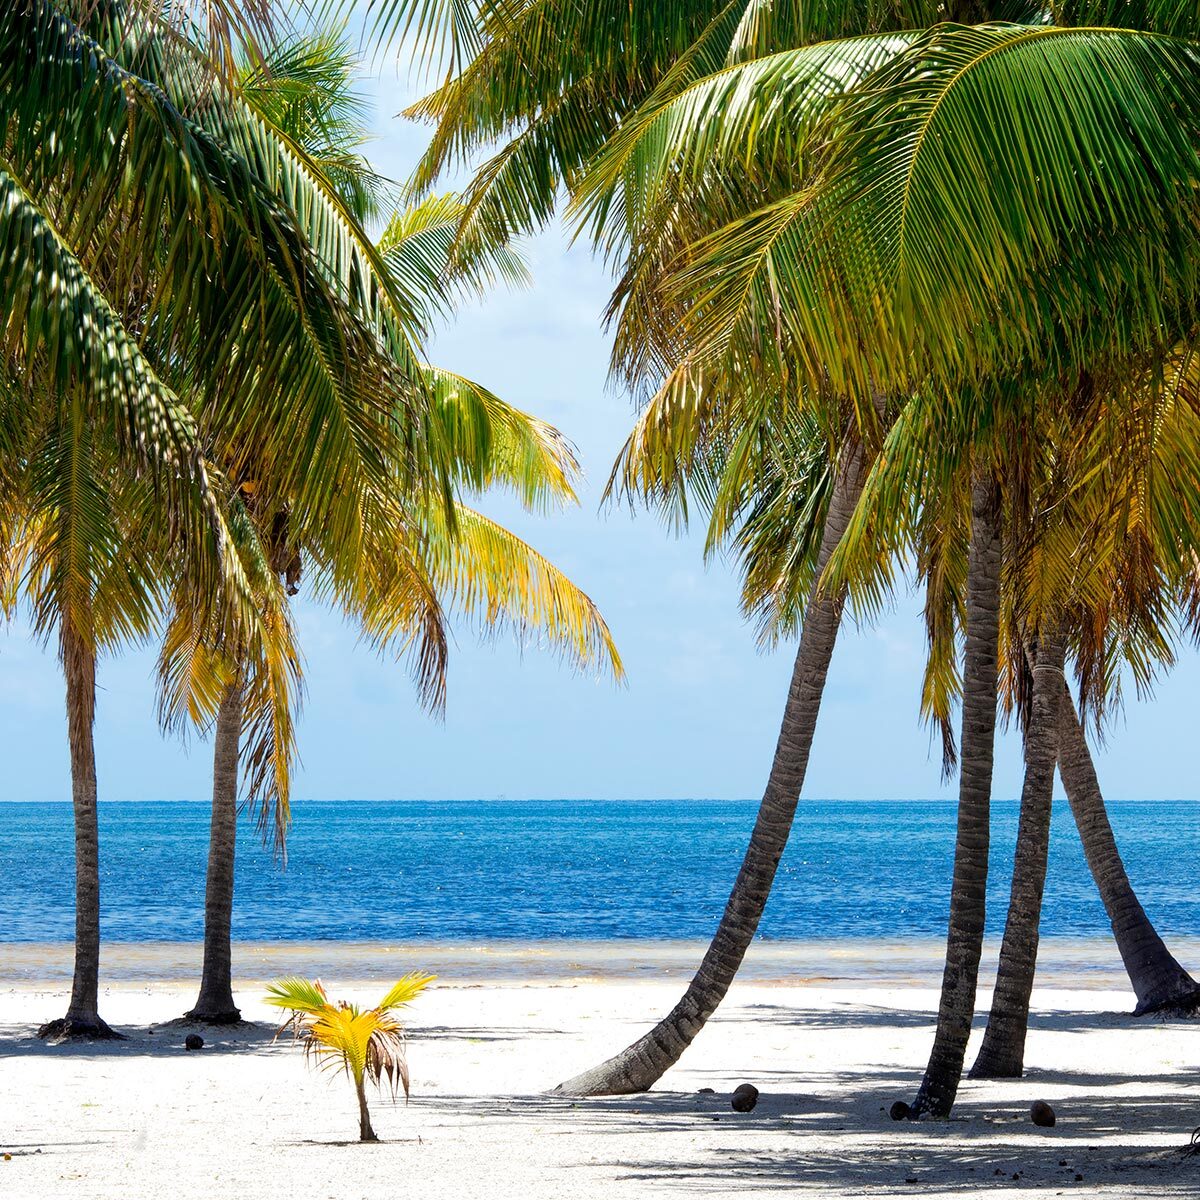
[3,978,1199,1198]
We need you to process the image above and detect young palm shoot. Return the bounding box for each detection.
[265,974,435,1143]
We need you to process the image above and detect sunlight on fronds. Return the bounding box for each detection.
[423,505,623,680]
[426,365,578,511]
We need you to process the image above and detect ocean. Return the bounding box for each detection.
[2,798,1194,947]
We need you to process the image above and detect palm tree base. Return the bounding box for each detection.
[1132,988,1200,1018]
[37,1016,125,1042]
[905,1098,950,1121]
[182,1006,243,1025]
[967,1058,1023,1080]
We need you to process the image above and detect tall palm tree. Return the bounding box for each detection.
[127,25,620,1025]
[3,379,226,1038]
[966,628,1066,1079]
[968,362,1200,1074]
[3,0,466,1038]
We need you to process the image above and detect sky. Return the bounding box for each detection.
[2,42,1198,803]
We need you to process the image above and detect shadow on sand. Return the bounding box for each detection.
[0,1018,283,1059]
[404,1074,1200,1195]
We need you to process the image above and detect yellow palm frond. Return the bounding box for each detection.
[266,973,434,1138]
[424,502,623,679]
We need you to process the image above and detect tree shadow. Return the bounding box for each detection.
[400,1067,1200,1195]
[415,1024,570,1043]
[731,1001,1170,1034]
[0,1019,284,1059]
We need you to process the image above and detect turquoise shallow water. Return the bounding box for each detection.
[1,799,1195,947]
[8,935,1190,986]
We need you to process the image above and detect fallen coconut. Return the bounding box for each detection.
[1030,1100,1056,1128]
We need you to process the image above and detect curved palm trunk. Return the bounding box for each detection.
[356,1075,378,1142]
[1058,683,1200,1015]
[970,627,1066,1079]
[553,436,871,1096]
[908,475,1002,1118]
[186,678,246,1024]
[38,619,120,1040]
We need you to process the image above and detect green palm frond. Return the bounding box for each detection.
[236,26,390,224]
[2,1,430,549]
[378,192,530,335]
[658,24,1200,404]
[265,975,330,1017]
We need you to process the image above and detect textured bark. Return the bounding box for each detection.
[186,678,246,1024]
[356,1076,378,1142]
[553,434,872,1096]
[1058,684,1200,1015]
[38,620,120,1040]
[970,627,1066,1079]
[909,476,1002,1118]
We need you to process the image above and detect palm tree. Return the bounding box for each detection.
[3,0,463,1038]
[3,389,207,1039]
[145,27,621,1025]
[967,355,1200,1076]
[266,973,435,1142]
[616,34,1200,1113]
[967,627,1066,1079]
[1058,686,1200,1014]
[558,410,878,1094]
[373,0,1200,1103]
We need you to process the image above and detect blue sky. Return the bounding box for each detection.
[2,46,1197,803]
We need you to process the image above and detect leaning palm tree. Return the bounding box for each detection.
[375,0,1200,1103]
[266,973,435,1142]
[1058,691,1200,1013]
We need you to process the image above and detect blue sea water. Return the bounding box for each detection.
[0,799,1195,945]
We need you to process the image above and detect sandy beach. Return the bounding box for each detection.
[4,964,1200,1199]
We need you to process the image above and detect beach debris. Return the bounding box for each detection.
[697,1087,715,1094]
[730,1083,759,1112]
[1030,1100,1056,1128]
[185,1034,204,1051]
[889,1100,911,1121]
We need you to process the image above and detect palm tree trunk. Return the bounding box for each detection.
[908,475,1002,1118]
[186,677,246,1024]
[970,626,1066,1079]
[38,618,120,1040]
[356,1075,378,1142]
[1058,683,1200,1015]
[553,435,871,1097]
